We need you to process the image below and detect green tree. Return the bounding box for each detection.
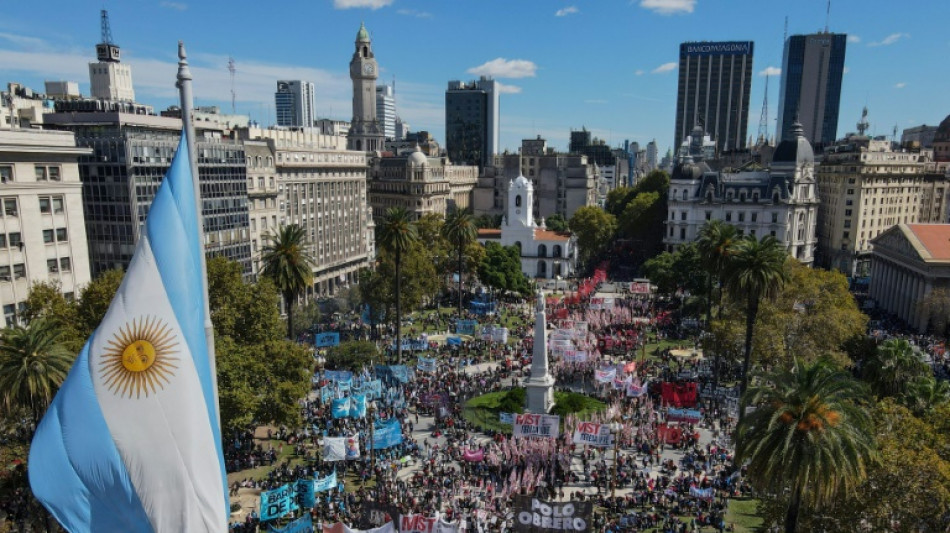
[261,224,317,340]
[544,213,569,232]
[918,287,950,339]
[568,206,617,267]
[292,301,321,336]
[737,359,876,533]
[325,341,381,372]
[604,186,635,217]
[861,338,929,398]
[22,280,83,354]
[478,242,532,296]
[901,375,950,416]
[377,207,418,363]
[724,235,789,414]
[442,209,478,316]
[634,169,670,196]
[0,319,73,420]
[697,221,739,384]
[208,256,283,346]
[76,268,124,339]
[618,191,659,238]
[642,251,677,296]
[473,214,502,229]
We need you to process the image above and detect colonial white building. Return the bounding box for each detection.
[478,174,577,279]
[664,122,819,264]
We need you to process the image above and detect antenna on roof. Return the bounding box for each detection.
[825,0,831,33]
[784,16,788,42]
[757,74,770,147]
[100,9,114,44]
[228,57,236,114]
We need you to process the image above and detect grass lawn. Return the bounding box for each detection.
[463,389,606,433]
[226,438,306,485]
[725,498,763,532]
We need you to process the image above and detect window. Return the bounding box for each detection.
[725,212,732,222]
[60,257,71,272]
[52,197,63,213]
[261,217,268,229]
[0,234,5,248]
[845,209,852,216]
[705,211,712,221]
[680,211,686,221]
[3,304,14,324]
[680,228,686,239]
[47,259,59,273]
[771,212,778,224]
[35,166,47,180]
[43,229,54,244]
[751,212,758,222]
[39,197,51,213]
[48,167,61,181]
[0,266,9,281]
[56,228,68,242]
[258,177,264,189]
[681,190,688,201]
[3,198,16,217]
[738,212,745,222]
[847,189,854,195]
[0,166,11,183]
[13,264,25,279]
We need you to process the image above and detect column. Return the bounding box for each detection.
[883,262,896,311]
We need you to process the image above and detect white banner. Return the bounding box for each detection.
[572,422,612,447]
[513,414,560,439]
[323,437,346,462]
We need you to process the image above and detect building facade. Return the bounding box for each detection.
[44,112,252,277]
[472,138,598,221]
[776,33,847,149]
[376,84,396,141]
[675,41,754,154]
[901,124,938,150]
[368,146,477,221]
[0,129,93,326]
[347,23,385,152]
[869,224,950,333]
[242,140,280,277]
[89,12,135,103]
[274,80,316,128]
[445,77,499,167]
[477,174,577,279]
[815,135,949,275]
[664,123,819,264]
[238,127,373,295]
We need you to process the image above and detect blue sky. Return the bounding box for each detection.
[1,0,947,155]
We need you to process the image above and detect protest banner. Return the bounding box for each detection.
[571,422,612,447]
[398,514,458,533]
[296,479,316,509]
[667,408,702,424]
[362,503,399,528]
[315,332,341,348]
[325,370,353,382]
[323,522,395,533]
[461,448,484,462]
[270,515,314,533]
[498,412,514,425]
[446,336,462,347]
[513,497,592,532]
[260,484,298,521]
[417,356,437,373]
[594,367,616,383]
[372,420,403,449]
[689,486,715,500]
[513,414,560,439]
[331,398,351,419]
[491,327,508,344]
[345,435,360,460]
[314,471,338,493]
[456,319,478,335]
[323,437,346,462]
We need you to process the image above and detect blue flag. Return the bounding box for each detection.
[28,133,227,531]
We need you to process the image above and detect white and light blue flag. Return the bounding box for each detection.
[29,133,228,532]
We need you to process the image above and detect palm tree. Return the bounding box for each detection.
[724,235,788,417]
[378,207,418,363]
[697,220,740,385]
[901,375,950,415]
[0,319,74,420]
[736,359,876,533]
[441,209,478,316]
[261,224,317,340]
[861,338,929,398]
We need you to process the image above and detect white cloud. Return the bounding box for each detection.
[759,66,781,77]
[0,32,53,51]
[895,82,906,89]
[333,0,393,9]
[496,82,522,94]
[869,33,908,47]
[639,0,695,15]
[397,9,432,18]
[555,6,579,17]
[843,66,850,74]
[159,1,187,10]
[847,35,860,43]
[635,70,645,76]
[467,58,537,79]
[651,62,677,74]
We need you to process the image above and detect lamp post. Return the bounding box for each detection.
[368,402,377,486]
[610,421,623,499]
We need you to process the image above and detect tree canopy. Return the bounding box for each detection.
[568,206,616,267]
[478,242,532,296]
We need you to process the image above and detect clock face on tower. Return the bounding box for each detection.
[362,63,375,75]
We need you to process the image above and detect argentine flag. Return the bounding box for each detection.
[29,134,228,532]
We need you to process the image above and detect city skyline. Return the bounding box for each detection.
[2,0,947,155]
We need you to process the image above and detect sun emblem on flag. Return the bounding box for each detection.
[100,316,179,398]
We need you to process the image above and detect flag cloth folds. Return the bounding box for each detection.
[28,134,228,532]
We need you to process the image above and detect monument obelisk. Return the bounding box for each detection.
[525,290,555,413]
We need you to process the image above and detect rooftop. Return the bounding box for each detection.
[907,224,950,261]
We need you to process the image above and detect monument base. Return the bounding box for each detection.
[525,376,555,414]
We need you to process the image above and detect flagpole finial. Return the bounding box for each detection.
[176,40,192,87]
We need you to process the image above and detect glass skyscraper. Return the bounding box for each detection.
[776,33,847,149]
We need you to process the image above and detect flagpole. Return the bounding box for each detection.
[176,41,220,423]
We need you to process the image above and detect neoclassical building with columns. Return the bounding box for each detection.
[869,223,950,332]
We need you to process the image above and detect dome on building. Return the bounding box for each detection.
[671,156,704,181]
[772,121,815,165]
[934,114,950,142]
[408,144,427,167]
[356,22,370,42]
[512,174,530,189]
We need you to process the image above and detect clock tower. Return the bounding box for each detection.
[347,23,385,152]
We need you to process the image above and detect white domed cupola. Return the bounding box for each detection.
[508,173,534,228]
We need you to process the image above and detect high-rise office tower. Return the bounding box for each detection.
[445,76,499,167]
[274,80,316,128]
[376,84,396,140]
[88,10,135,102]
[775,33,847,148]
[675,41,754,154]
[347,23,385,152]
